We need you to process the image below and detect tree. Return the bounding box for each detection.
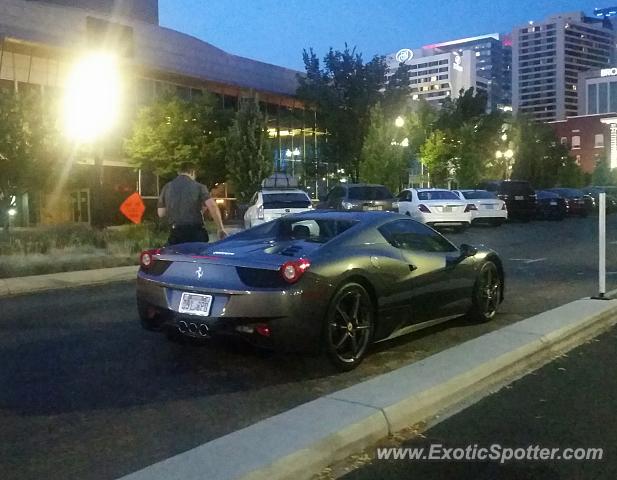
[592,155,617,186]
[420,130,452,187]
[297,45,388,180]
[359,103,407,192]
[0,89,60,230]
[225,98,273,202]
[124,93,231,188]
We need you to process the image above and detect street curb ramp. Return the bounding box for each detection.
[118,297,617,480]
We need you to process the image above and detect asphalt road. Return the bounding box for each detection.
[1,215,616,480]
[342,325,617,480]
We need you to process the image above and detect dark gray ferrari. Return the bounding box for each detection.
[137,211,504,370]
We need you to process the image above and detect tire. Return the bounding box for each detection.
[137,299,166,332]
[323,283,375,371]
[469,261,501,323]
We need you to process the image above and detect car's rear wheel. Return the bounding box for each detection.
[324,283,374,371]
[469,261,501,322]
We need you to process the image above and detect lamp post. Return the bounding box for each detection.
[62,52,122,227]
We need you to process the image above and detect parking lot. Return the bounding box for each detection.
[1,215,616,480]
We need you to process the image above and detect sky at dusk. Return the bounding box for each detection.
[159,0,599,71]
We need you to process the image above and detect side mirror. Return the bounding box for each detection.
[459,243,478,258]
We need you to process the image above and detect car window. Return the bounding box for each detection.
[460,190,497,200]
[262,192,311,208]
[416,190,460,201]
[501,182,534,195]
[536,191,559,199]
[378,219,457,253]
[397,190,411,201]
[348,186,393,200]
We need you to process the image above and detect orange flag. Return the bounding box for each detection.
[120,192,146,224]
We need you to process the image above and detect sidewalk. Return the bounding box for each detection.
[0,265,138,297]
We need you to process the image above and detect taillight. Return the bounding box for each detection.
[140,248,161,269]
[280,258,311,284]
[501,203,507,210]
[464,204,477,212]
[418,204,431,213]
[257,205,264,220]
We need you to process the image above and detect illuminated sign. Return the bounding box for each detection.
[453,53,463,72]
[395,48,414,64]
[601,67,617,77]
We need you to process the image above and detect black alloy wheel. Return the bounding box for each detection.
[470,261,501,322]
[324,283,374,371]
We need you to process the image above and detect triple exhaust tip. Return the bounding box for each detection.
[178,320,209,337]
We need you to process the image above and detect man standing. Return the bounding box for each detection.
[157,162,227,245]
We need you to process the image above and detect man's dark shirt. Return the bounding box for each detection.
[157,174,210,226]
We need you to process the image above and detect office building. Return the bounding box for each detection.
[512,11,615,122]
[423,33,512,110]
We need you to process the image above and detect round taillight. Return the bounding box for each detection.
[280,258,311,284]
[141,252,152,267]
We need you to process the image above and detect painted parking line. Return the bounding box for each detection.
[509,258,547,264]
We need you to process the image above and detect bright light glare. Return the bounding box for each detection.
[495,150,503,159]
[395,116,405,128]
[400,137,410,147]
[7,208,17,217]
[63,53,121,142]
[504,149,514,159]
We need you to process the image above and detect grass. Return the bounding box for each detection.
[0,223,183,278]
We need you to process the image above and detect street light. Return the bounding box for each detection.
[63,52,122,142]
[495,150,503,159]
[395,116,405,128]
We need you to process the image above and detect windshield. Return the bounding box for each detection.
[549,188,583,197]
[235,217,359,243]
[417,190,460,201]
[262,192,311,209]
[460,190,497,200]
[348,186,393,200]
[536,191,560,199]
[501,182,534,195]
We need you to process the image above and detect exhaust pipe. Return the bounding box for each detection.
[178,320,188,333]
[199,324,209,337]
[189,322,198,334]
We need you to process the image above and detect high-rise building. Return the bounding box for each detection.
[512,11,615,122]
[386,47,490,110]
[423,34,512,110]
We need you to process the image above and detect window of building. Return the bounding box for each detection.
[571,135,581,149]
[575,155,581,165]
[599,83,608,114]
[560,137,568,145]
[595,133,605,148]
[588,84,597,114]
[610,82,617,113]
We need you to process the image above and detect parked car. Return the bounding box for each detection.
[477,180,536,221]
[317,183,397,212]
[137,211,504,370]
[535,190,567,221]
[582,186,617,214]
[453,190,508,226]
[545,188,593,217]
[244,189,312,229]
[397,188,472,231]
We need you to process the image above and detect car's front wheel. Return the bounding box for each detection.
[323,283,375,371]
[469,261,501,322]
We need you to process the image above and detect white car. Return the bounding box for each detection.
[453,190,508,226]
[396,188,473,230]
[244,189,313,229]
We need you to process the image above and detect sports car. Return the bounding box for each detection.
[137,211,504,370]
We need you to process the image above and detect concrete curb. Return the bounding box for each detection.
[117,297,617,480]
[0,265,138,298]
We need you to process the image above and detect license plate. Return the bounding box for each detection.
[550,201,557,206]
[443,206,453,212]
[484,204,494,210]
[178,292,213,316]
[363,206,382,211]
[515,196,524,200]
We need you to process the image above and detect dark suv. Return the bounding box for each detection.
[318,184,397,212]
[477,180,536,221]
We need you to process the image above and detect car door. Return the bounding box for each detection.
[396,190,412,214]
[244,193,259,228]
[378,219,476,323]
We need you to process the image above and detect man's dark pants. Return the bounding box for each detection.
[167,224,209,245]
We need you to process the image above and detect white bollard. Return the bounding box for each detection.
[598,192,606,299]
